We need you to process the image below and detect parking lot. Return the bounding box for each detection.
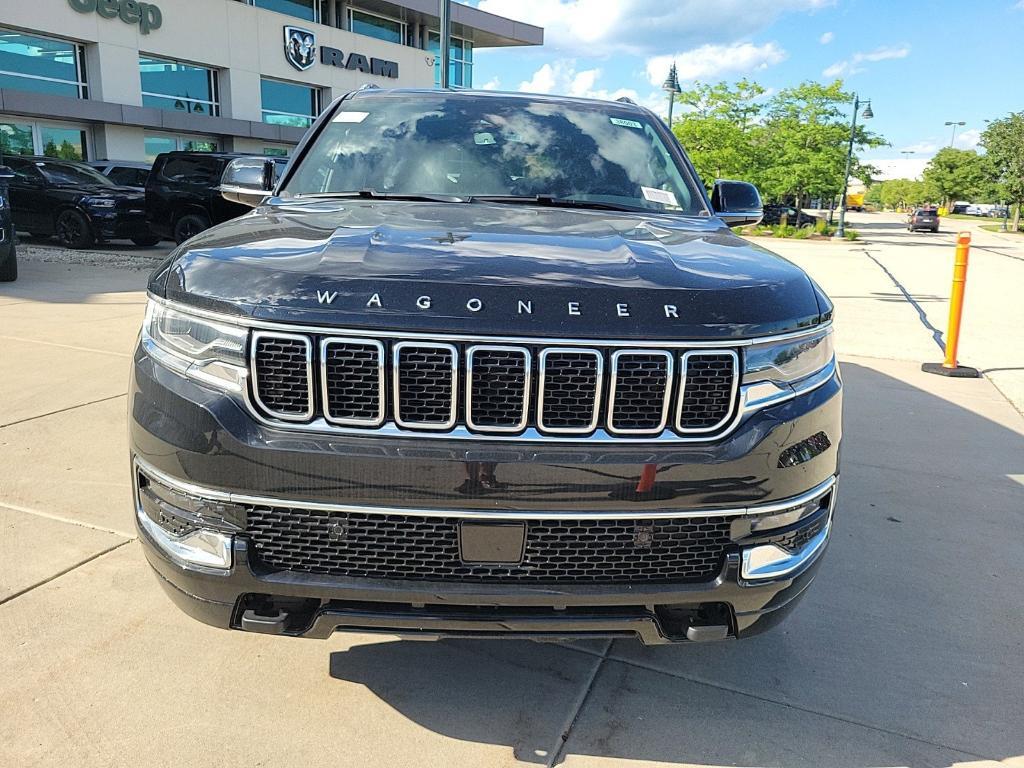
[1,212,1023,767]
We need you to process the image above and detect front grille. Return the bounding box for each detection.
[538,349,603,433]
[246,506,734,583]
[466,346,530,431]
[393,343,457,428]
[322,339,383,425]
[251,332,312,420]
[248,332,742,440]
[678,351,739,432]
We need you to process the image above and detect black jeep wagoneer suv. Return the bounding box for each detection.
[130,89,841,645]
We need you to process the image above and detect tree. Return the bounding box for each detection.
[921,148,995,209]
[981,112,1024,231]
[874,178,929,210]
[671,79,767,184]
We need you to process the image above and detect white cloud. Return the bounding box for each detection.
[900,141,939,154]
[823,44,910,78]
[869,158,929,182]
[478,0,833,55]
[480,76,501,90]
[819,31,834,44]
[954,128,981,149]
[517,59,664,112]
[645,42,787,87]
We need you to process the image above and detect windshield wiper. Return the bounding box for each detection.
[297,190,466,203]
[468,195,653,213]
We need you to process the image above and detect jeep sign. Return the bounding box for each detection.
[67,0,163,34]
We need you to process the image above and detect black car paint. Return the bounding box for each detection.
[0,169,15,280]
[2,156,151,243]
[131,89,842,644]
[145,152,252,242]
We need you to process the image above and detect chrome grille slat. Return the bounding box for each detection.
[607,350,674,435]
[466,345,531,433]
[320,338,384,426]
[250,331,314,422]
[392,342,458,430]
[537,348,604,434]
[677,350,740,433]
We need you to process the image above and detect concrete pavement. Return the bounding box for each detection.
[2,223,1024,767]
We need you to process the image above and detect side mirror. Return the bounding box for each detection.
[0,165,14,181]
[220,157,277,207]
[711,180,763,227]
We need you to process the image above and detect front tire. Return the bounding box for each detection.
[0,242,16,282]
[173,213,210,245]
[55,209,95,249]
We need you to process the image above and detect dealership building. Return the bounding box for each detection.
[0,0,542,162]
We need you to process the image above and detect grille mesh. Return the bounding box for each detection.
[610,353,671,432]
[679,353,737,430]
[252,335,310,417]
[323,340,382,424]
[395,345,455,426]
[468,348,529,429]
[540,351,601,432]
[246,506,734,583]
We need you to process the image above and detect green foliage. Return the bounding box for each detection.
[772,224,796,237]
[872,178,930,210]
[672,79,886,209]
[981,112,1024,231]
[922,148,997,207]
[792,226,812,239]
[844,229,859,240]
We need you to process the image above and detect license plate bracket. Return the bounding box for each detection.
[459,522,526,564]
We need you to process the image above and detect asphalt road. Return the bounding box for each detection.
[1,215,1022,767]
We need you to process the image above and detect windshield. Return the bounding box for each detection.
[37,162,114,187]
[283,94,705,215]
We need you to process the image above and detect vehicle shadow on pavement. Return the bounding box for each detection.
[328,361,1024,768]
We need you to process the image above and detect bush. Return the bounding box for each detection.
[844,229,859,241]
[772,224,795,238]
[792,226,812,239]
[814,219,828,235]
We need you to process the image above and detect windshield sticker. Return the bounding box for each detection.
[474,132,496,145]
[333,111,369,123]
[610,117,642,129]
[641,187,678,206]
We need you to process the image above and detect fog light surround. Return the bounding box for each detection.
[137,506,234,570]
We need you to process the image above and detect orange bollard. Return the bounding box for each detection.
[922,231,980,378]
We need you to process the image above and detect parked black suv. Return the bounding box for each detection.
[130,90,841,645]
[146,152,286,244]
[1,156,158,249]
[0,165,15,281]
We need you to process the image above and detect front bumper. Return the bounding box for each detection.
[85,208,151,240]
[129,340,842,645]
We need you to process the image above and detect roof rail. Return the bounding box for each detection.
[616,96,637,105]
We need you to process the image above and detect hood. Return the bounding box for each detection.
[61,183,144,200]
[155,199,825,340]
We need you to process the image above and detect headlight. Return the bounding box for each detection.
[82,197,117,208]
[743,327,834,387]
[143,299,248,390]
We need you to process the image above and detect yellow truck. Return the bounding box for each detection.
[846,192,865,212]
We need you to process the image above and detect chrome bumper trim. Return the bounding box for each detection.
[133,456,836,522]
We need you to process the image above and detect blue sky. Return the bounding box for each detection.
[468,0,1024,179]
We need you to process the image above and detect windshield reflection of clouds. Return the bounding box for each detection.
[284,96,699,214]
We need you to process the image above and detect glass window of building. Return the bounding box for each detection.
[427,33,473,88]
[349,8,405,45]
[144,133,219,162]
[139,56,220,116]
[0,29,87,98]
[263,147,289,157]
[0,120,89,160]
[261,78,321,128]
[246,0,319,22]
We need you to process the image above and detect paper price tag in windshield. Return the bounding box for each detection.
[642,187,678,207]
[610,117,642,129]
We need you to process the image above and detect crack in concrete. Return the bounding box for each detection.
[0,392,127,429]
[0,539,133,608]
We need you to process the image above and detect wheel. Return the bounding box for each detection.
[131,234,161,247]
[173,213,210,245]
[54,209,95,249]
[0,242,16,282]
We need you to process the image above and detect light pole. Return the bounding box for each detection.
[944,120,965,147]
[439,0,451,88]
[662,63,681,128]
[835,93,873,239]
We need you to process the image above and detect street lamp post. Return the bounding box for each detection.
[439,0,451,88]
[944,120,966,147]
[835,93,873,239]
[662,63,681,128]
